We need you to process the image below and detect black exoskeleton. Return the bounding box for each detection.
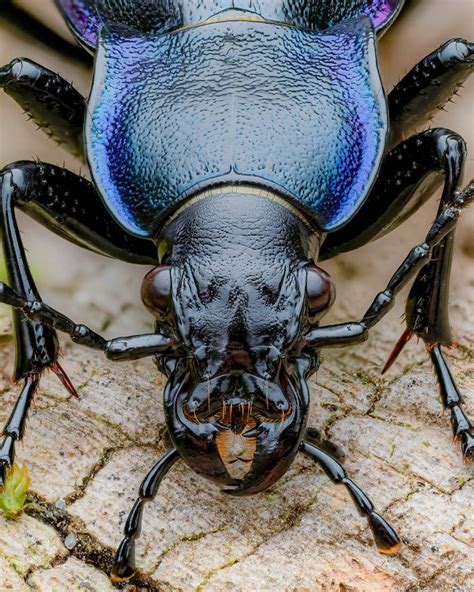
[0,0,473,583]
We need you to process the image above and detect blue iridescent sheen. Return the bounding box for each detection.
[362,0,403,30]
[55,0,404,50]
[86,15,387,237]
[55,0,98,49]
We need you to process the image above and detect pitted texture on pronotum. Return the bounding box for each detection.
[57,0,404,49]
[86,15,386,236]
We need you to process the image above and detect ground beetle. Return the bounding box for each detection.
[0,0,473,582]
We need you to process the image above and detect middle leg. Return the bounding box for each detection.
[318,41,473,459]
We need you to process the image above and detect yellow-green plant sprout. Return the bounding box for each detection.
[0,463,30,517]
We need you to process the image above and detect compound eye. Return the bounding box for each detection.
[141,265,172,318]
[306,264,335,317]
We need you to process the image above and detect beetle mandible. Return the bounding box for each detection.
[0,0,473,582]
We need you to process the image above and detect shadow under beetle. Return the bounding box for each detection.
[0,0,473,581]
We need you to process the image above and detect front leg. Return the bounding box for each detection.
[0,283,176,361]
[0,160,157,491]
[305,181,474,459]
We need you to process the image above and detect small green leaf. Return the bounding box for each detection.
[0,463,31,517]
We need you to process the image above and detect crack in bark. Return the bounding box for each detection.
[63,440,166,505]
[23,494,165,591]
[403,552,468,592]
[150,526,228,574]
[195,558,241,592]
[23,549,70,586]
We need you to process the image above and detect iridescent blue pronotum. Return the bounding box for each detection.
[0,0,473,581]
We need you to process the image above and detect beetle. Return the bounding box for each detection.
[0,0,473,582]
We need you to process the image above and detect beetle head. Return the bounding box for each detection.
[141,191,335,493]
[141,259,335,494]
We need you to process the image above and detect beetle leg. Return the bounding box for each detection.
[111,448,179,582]
[388,39,473,149]
[429,345,473,461]
[300,441,401,554]
[320,128,467,258]
[308,180,474,461]
[0,162,157,264]
[0,58,87,159]
[0,375,39,494]
[0,162,157,490]
[321,128,467,348]
[0,168,60,489]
